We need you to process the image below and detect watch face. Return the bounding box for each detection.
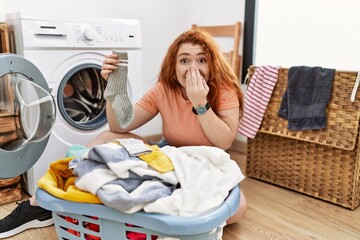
[192,102,210,115]
[197,106,207,115]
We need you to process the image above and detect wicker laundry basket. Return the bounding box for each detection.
[0,23,10,53]
[246,66,360,209]
[0,176,22,205]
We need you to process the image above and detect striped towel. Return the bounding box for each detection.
[238,65,280,139]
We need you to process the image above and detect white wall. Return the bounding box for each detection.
[254,0,360,71]
[0,0,246,137]
[184,0,246,54]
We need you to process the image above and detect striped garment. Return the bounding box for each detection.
[238,65,279,139]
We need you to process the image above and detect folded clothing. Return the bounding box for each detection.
[117,138,152,156]
[138,145,174,173]
[278,66,335,130]
[37,157,102,204]
[38,145,101,203]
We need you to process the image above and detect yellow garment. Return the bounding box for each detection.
[38,157,102,204]
[138,145,174,173]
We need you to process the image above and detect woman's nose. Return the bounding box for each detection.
[190,61,197,67]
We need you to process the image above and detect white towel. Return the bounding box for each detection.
[144,146,244,217]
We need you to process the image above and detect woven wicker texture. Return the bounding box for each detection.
[0,176,22,205]
[246,66,360,209]
[247,133,360,209]
[248,67,360,150]
[0,23,10,53]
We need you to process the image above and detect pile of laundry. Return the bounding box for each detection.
[38,139,244,217]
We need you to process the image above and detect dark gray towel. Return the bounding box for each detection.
[278,66,335,130]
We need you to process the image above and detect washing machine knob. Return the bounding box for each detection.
[83,28,97,41]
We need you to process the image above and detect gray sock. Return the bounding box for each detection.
[104,50,134,128]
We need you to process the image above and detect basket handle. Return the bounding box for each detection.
[351,72,360,102]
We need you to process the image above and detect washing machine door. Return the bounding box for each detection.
[0,54,56,179]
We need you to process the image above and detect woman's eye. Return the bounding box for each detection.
[198,58,207,64]
[179,58,189,64]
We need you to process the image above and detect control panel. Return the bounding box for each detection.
[73,22,141,49]
[7,14,141,50]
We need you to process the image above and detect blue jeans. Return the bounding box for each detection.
[149,138,169,148]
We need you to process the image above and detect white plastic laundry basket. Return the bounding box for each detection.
[36,185,240,240]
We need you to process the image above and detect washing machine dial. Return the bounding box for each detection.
[83,28,97,41]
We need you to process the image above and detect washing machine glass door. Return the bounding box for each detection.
[15,77,56,144]
[0,54,56,179]
[58,64,107,130]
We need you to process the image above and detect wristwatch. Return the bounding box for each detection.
[192,102,211,115]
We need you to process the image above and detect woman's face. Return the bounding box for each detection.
[175,43,210,89]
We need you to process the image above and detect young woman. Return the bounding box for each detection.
[0,29,246,238]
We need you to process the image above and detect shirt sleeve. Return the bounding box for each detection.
[136,82,163,115]
[217,88,240,110]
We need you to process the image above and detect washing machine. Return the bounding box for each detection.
[5,12,143,195]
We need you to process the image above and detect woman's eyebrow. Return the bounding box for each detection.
[177,52,190,57]
[177,52,206,57]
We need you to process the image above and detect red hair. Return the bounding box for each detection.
[158,29,243,116]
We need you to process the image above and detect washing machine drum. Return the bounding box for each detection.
[0,54,56,179]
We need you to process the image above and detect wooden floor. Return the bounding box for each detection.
[1,151,359,240]
[224,151,360,240]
